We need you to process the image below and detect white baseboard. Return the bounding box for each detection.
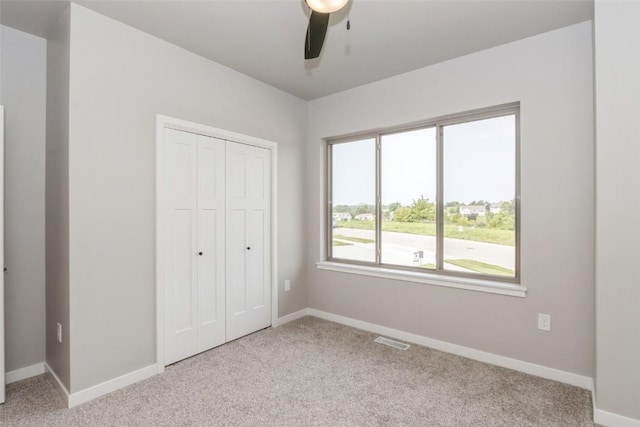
[308,308,592,390]
[34,308,639,426]
[45,362,157,408]
[45,363,70,405]
[5,362,45,384]
[594,409,640,427]
[592,385,597,425]
[273,308,310,327]
[68,364,157,408]
[592,388,640,427]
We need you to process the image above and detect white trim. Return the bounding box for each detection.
[0,105,4,404]
[316,261,527,298]
[273,308,310,327]
[5,362,45,384]
[155,115,279,371]
[157,115,279,151]
[592,386,640,427]
[595,408,640,427]
[592,382,597,425]
[308,308,591,389]
[46,363,157,408]
[67,364,157,408]
[155,116,165,374]
[270,145,279,332]
[45,363,70,406]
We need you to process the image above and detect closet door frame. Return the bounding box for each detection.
[155,115,278,373]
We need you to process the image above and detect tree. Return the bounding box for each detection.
[392,196,435,222]
[354,203,374,216]
[501,200,515,215]
[393,206,413,222]
[387,202,402,213]
[488,210,514,230]
[410,196,436,222]
[448,213,469,226]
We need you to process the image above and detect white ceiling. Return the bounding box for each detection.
[1,0,593,100]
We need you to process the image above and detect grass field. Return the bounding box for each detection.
[334,235,375,244]
[332,240,352,246]
[445,259,514,276]
[336,220,514,246]
[419,259,513,276]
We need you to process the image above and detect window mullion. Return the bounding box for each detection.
[436,125,444,271]
[375,136,382,265]
[327,142,333,260]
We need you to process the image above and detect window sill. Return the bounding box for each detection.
[316,261,527,298]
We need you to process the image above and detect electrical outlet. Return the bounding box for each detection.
[538,313,551,331]
[284,279,291,292]
[56,322,63,343]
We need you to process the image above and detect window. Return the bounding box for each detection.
[327,105,519,283]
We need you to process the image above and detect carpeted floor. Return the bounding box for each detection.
[1,316,595,426]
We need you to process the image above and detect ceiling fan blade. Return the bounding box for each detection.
[305,10,330,59]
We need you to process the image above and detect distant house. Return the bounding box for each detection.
[355,213,375,221]
[490,203,502,214]
[459,205,487,217]
[333,212,352,221]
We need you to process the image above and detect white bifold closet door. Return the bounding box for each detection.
[225,141,271,342]
[164,129,226,365]
[164,128,271,365]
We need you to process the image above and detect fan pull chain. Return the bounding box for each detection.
[347,13,351,30]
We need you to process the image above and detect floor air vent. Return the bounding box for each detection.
[374,336,410,350]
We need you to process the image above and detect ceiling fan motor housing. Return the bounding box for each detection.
[306,0,349,14]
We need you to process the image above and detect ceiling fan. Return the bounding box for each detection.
[304,0,350,59]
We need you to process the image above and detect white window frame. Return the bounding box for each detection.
[318,103,525,298]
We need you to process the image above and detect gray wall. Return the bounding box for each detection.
[5,3,620,411]
[0,25,46,374]
[67,4,307,393]
[594,1,640,420]
[45,6,71,390]
[307,22,595,377]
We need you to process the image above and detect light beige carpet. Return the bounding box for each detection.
[1,316,595,426]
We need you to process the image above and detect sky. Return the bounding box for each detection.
[332,114,516,206]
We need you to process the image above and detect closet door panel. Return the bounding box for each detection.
[247,209,266,309]
[196,135,226,352]
[247,154,265,199]
[172,210,195,332]
[227,151,246,199]
[165,128,198,365]
[226,141,271,342]
[246,153,268,310]
[226,209,247,316]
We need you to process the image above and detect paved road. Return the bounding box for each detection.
[332,227,514,273]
